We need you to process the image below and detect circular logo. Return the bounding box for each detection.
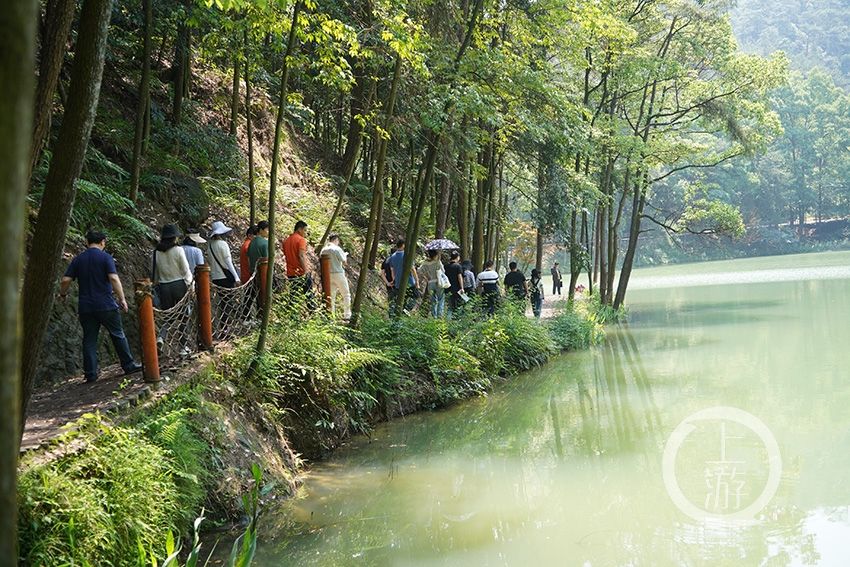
[662,406,782,523]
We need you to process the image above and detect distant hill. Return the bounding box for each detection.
[731,0,850,86]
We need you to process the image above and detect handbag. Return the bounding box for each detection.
[437,267,451,289]
[209,243,236,287]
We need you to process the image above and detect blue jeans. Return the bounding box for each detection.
[532,295,543,318]
[80,309,136,380]
[428,281,445,318]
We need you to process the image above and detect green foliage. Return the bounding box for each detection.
[548,303,606,351]
[18,394,214,566]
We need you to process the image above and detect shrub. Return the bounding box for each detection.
[548,304,605,351]
[18,414,187,566]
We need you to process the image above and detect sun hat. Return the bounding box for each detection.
[160,224,181,239]
[186,228,206,244]
[209,220,233,237]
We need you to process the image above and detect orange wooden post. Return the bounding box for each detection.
[320,254,332,311]
[135,279,160,383]
[195,265,213,350]
[257,258,269,308]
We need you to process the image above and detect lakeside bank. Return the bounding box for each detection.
[17,297,605,565]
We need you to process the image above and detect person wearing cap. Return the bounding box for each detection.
[320,234,351,319]
[152,224,193,310]
[182,229,206,274]
[208,220,239,288]
[58,230,143,383]
[240,225,257,282]
[247,220,269,275]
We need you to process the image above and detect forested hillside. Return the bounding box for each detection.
[732,0,850,85]
[634,0,850,264]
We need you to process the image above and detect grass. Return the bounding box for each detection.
[18,387,213,566]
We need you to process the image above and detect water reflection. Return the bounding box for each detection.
[254,260,850,565]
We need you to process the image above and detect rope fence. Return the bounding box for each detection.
[153,286,198,362]
[134,256,319,383]
[211,271,259,341]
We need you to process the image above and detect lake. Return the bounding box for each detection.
[256,251,850,566]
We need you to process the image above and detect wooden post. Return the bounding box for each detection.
[134,279,160,383]
[195,265,213,350]
[257,258,268,308]
[320,254,332,311]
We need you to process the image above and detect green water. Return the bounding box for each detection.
[258,251,850,566]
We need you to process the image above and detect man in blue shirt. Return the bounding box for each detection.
[58,231,142,383]
[388,239,419,314]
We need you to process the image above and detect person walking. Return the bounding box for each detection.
[380,245,396,303]
[208,221,240,288]
[320,234,351,320]
[444,251,464,318]
[58,231,142,383]
[476,260,501,316]
[240,224,256,282]
[388,239,419,314]
[282,220,315,309]
[247,220,269,275]
[419,249,446,318]
[152,224,193,309]
[151,224,193,352]
[181,229,206,274]
[530,268,545,319]
[461,260,476,297]
[504,261,528,302]
[551,262,562,296]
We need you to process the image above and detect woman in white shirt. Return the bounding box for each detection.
[207,221,240,288]
[152,224,193,309]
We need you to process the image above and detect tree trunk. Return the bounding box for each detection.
[435,171,450,238]
[129,0,152,202]
[456,150,469,259]
[171,15,189,124]
[29,0,75,179]
[318,78,376,250]
[0,0,37,555]
[256,0,303,356]
[229,50,240,136]
[350,55,402,325]
[614,174,647,310]
[471,146,487,272]
[245,28,255,225]
[20,0,113,435]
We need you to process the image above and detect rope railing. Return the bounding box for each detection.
[152,285,198,362]
[211,270,259,340]
[134,255,312,383]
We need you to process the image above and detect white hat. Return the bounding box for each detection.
[209,220,233,237]
[187,231,206,244]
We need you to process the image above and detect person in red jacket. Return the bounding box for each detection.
[239,225,256,282]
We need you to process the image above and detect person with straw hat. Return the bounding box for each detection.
[181,228,206,274]
[207,220,239,288]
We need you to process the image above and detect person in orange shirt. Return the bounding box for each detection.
[282,220,315,310]
[239,224,256,282]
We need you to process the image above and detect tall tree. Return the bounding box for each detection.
[20,0,114,434]
[129,0,152,202]
[1,0,37,558]
[29,0,75,179]
[255,0,303,356]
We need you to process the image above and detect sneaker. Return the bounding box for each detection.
[156,336,164,349]
[84,375,98,384]
[179,347,191,357]
[123,362,143,376]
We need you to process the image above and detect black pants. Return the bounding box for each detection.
[553,281,562,295]
[80,309,135,380]
[159,280,188,310]
[288,274,316,312]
